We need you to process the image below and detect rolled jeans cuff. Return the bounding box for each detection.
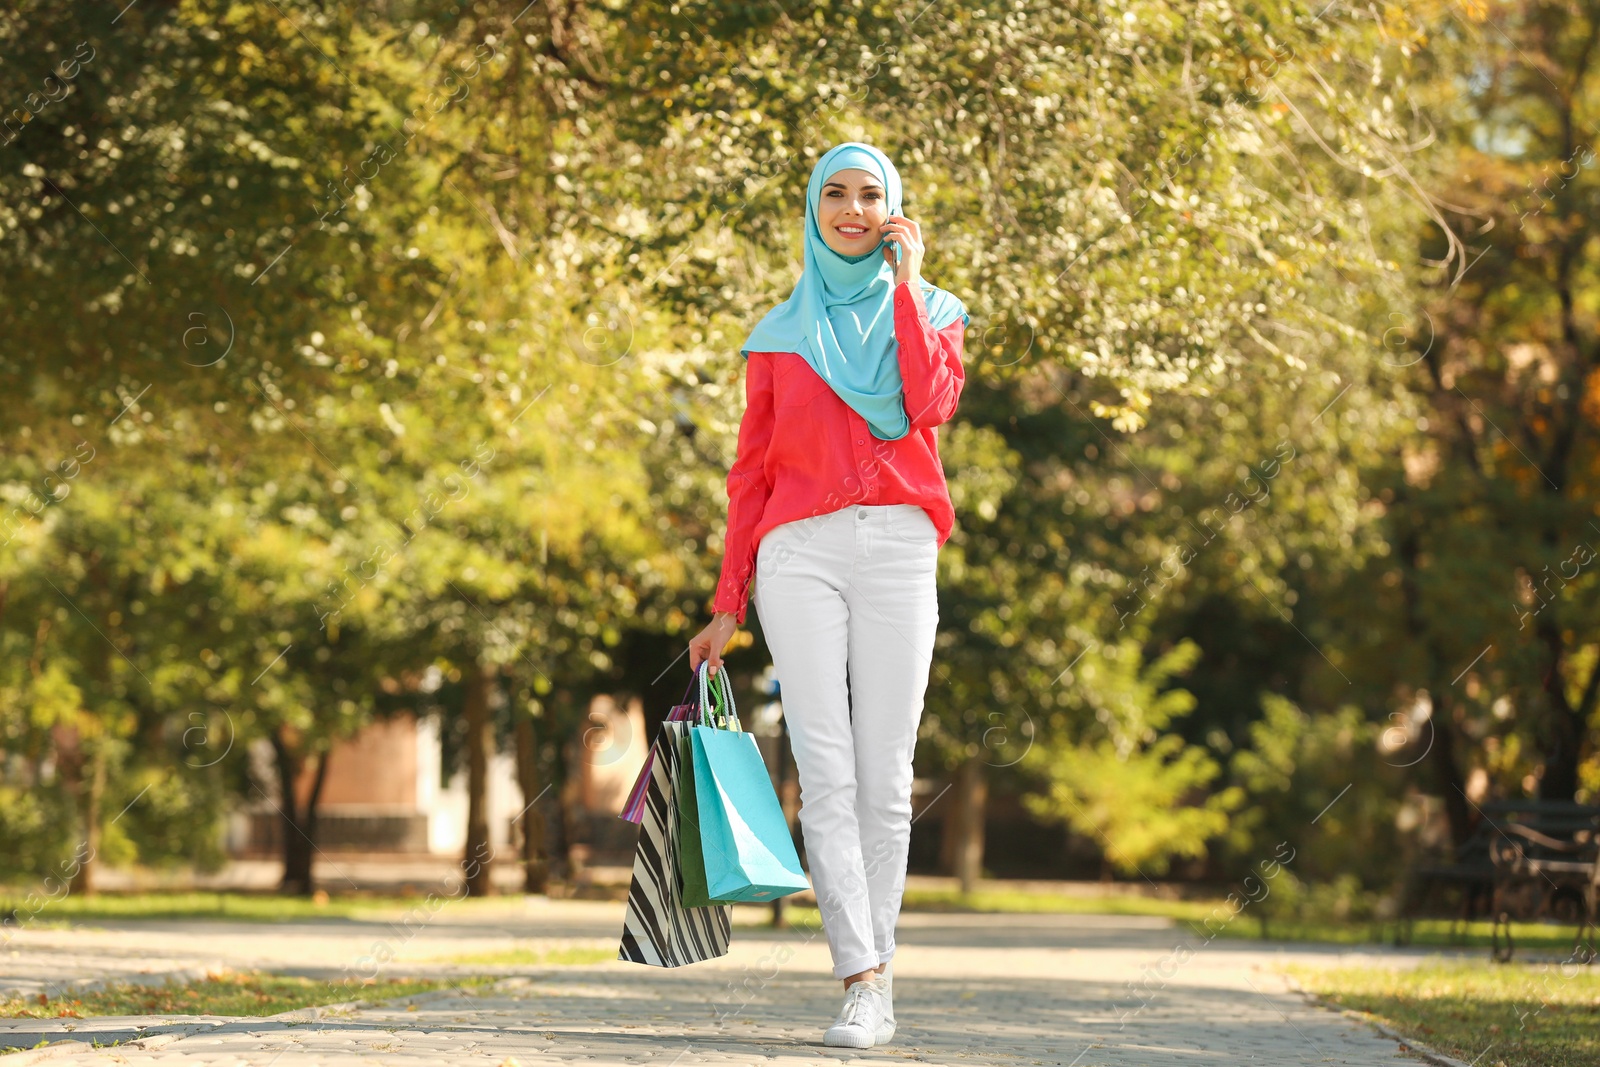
[832,951,886,980]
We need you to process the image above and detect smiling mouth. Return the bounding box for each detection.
[835,224,870,237]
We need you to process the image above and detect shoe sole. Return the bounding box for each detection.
[823,1028,875,1048]
[821,1023,895,1048]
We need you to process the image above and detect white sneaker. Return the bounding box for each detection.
[879,959,895,1032]
[823,974,893,1048]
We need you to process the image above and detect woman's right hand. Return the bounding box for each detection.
[689,611,740,677]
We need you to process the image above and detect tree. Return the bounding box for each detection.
[1383,0,1600,802]
[1020,633,1245,878]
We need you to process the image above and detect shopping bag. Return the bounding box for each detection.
[677,667,743,907]
[619,674,701,824]
[688,665,811,903]
[616,684,732,967]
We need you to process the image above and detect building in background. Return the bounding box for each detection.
[560,694,648,874]
[226,696,648,868]
[229,711,522,859]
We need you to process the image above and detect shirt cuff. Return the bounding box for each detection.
[712,587,748,625]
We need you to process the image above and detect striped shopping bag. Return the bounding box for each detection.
[619,674,703,824]
[616,668,733,967]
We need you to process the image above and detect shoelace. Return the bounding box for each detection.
[837,979,881,1027]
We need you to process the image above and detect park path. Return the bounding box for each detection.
[0,898,1454,1065]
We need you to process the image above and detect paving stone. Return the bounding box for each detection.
[0,900,1459,1065]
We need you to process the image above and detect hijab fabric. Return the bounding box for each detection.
[740,142,970,441]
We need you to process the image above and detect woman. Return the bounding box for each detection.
[687,141,969,1049]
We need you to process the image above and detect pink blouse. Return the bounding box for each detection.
[711,280,967,623]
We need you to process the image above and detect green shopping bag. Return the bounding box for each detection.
[687,665,810,903]
[676,670,741,907]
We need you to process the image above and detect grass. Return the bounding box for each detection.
[1196,914,1591,953]
[0,890,566,926]
[6,886,1592,958]
[1284,959,1600,1067]
[753,894,1213,937]
[898,886,1217,919]
[429,946,617,966]
[780,887,1594,956]
[0,969,493,1021]
[0,890,409,924]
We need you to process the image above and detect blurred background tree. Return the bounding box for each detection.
[0,0,1593,908]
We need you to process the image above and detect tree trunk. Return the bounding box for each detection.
[1534,610,1589,800]
[1531,81,1596,796]
[771,710,795,929]
[270,726,329,897]
[1393,508,1473,846]
[513,709,549,894]
[937,777,956,876]
[1425,691,1473,846]
[546,688,576,884]
[463,659,497,897]
[952,755,987,894]
[67,745,104,896]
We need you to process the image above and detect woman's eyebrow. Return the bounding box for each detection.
[822,180,885,193]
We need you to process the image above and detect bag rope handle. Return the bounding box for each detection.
[694,660,742,732]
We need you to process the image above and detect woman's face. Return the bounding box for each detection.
[816,168,889,257]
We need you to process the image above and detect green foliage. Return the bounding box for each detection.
[1020,634,1245,877]
[115,771,229,874]
[0,0,1591,898]
[1220,694,1407,889]
[0,782,76,880]
[1023,732,1244,877]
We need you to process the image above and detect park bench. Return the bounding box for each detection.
[1393,807,1496,946]
[1484,800,1600,963]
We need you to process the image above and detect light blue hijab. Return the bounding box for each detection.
[740,142,970,440]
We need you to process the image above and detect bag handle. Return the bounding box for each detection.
[675,671,699,708]
[716,665,740,731]
[694,661,742,732]
[693,663,713,728]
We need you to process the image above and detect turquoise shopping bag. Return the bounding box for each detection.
[676,665,741,907]
[688,665,810,902]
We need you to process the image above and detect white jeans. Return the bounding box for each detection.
[751,502,940,979]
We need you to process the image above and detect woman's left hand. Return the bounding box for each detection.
[881,213,925,287]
